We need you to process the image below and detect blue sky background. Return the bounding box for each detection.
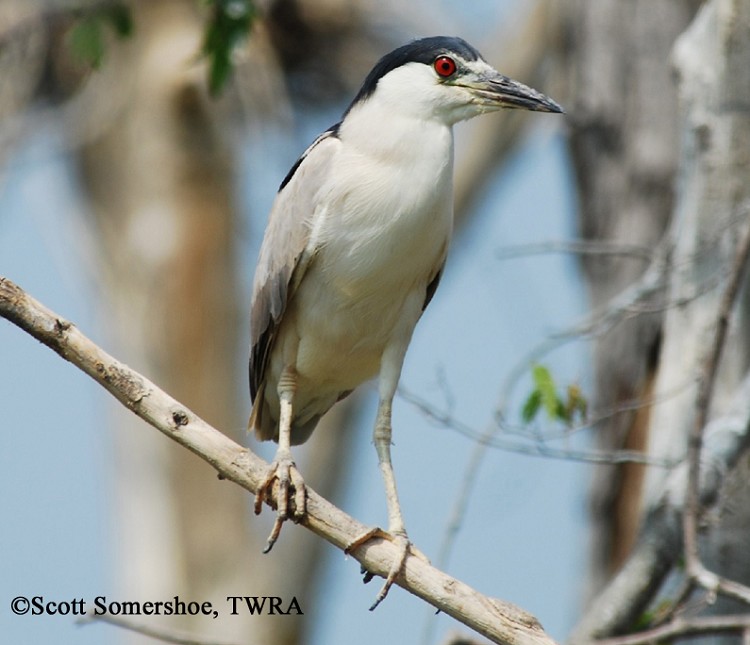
[0,3,596,644]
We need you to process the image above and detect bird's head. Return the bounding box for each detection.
[345,36,563,126]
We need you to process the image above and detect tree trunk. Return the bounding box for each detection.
[560,0,701,598]
[652,0,750,622]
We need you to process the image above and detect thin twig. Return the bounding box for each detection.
[399,386,675,467]
[596,614,750,645]
[495,377,694,443]
[495,237,673,424]
[690,567,750,606]
[495,239,654,263]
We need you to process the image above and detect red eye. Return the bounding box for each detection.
[434,55,457,78]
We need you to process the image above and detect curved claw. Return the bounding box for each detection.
[263,516,285,554]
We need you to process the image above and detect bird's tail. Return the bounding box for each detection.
[248,382,275,441]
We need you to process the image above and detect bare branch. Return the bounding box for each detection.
[689,566,750,607]
[0,276,556,645]
[596,614,750,645]
[399,386,675,467]
[551,242,671,342]
[495,240,655,263]
[490,237,673,434]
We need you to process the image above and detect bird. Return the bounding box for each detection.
[248,35,562,607]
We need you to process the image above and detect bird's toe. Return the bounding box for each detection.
[345,526,425,610]
[254,457,307,552]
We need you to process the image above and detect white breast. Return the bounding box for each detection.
[289,115,455,388]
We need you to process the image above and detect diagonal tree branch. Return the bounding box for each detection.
[0,276,557,645]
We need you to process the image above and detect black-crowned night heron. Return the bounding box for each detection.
[249,35,562,606]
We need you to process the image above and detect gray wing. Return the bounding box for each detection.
[423,267,443,311]
[249,128,341,400]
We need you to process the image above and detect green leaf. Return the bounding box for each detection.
[522,365,590,427]
[532,364,559,419]
[68,18,105,68]
[202,0,257,96]
[521,389,543,424]
[66,3,133,69]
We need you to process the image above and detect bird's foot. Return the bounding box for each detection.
[345,527,429,610]
[253,454,306,553]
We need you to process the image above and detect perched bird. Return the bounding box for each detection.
[249,35,562,606]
